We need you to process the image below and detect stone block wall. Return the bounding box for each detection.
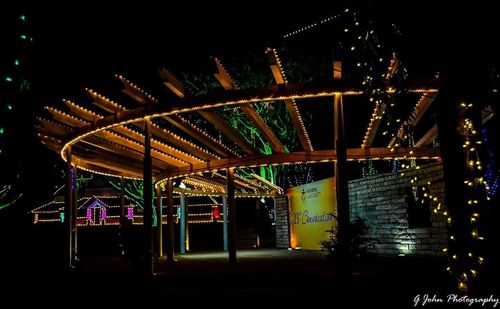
[274,196,289,248]
[349,162,447,256]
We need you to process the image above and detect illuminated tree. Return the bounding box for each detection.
[0,13,32,210]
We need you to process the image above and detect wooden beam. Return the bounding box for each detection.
[197,110,256,155]
[414,108,494,147]
[414,125,438,147]
[226,167,237,263]
[159,69,255,155]
[158,147,441,179]
[173,187,279,198]
[64,81,438,152]
[361,103,386,148]
[361,54,400,149]
[87,89,217,161]
[73,142,161,174]
[159,68,185,98]
[78,159,143,179]
[214,57,286,153]
[211,172,260,193]
[81,136,172,170]
[388,92,437,148]
[117,75,235,158]
[164,114,235,157]
[38,118,73,136]
[64,100,200,165]
[266,48,312,151]
[48,107,188,168]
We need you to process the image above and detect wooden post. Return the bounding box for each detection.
[143,118,153,274]
[333,61,351,275]
[223,195,228,252]
[119,176,126,257]
[185,196,190,252]
[180,192,186,254]
[120,176,125,222]
[166,178,175,263]
[65,146,73,269]
[227,167,237,263]
[72,164,78,261]
[155,184,163,258]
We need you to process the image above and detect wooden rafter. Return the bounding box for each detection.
[415,108,494,147]
[213,58,286,153]
[266,48,313,151]
[159,68,185,98]
[86,89,218,161]
[116,75,236,158]
[361,54,399,149]
[46,107,188,167]
[388,92,437,148]
[158,147,441,179]
[63,100,203,165]
[211,172,260,193]
[159,68,256,155]
[174,187,277,198]
[72,142,155,173]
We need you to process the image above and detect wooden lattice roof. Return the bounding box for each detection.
[37,53,440,193]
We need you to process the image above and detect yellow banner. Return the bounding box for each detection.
[287,177,336,250]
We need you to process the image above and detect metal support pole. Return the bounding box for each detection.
[72,164,78,261]
[143,118,153,274]
[185,196,189,252]
[223,195,228,252]
[180,192,186,254]
[166,178,175,263]
[120,176,125,222]
[227,167,237,263]
[155,184,163,258]
[65,147,73,269]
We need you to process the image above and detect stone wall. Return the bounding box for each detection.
[274,196,289,248]
[348,162,448,256]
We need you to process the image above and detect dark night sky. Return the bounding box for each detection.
[1,1,499,216]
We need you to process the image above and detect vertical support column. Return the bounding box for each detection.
[227,167,237,263]
[223,196,228,252]
[185,197,190,252]
[155,184,163,258]
[143,118,153,274]
[72,164,78,261]
[120,176,125,223]
[65,146,73,269]
[436,59,490,292]
[166,178,175,263]
[333,61,351,275]
[180,192,186,254]
[119,176,126,257]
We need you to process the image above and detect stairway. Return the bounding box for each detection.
[236,228,259,249]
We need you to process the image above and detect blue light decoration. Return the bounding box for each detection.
[60,212,65,223]
[482,128,499,198]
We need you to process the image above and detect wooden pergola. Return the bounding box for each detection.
[37,50,440,272]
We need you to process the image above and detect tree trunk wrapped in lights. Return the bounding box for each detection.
[437,61,491,293]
